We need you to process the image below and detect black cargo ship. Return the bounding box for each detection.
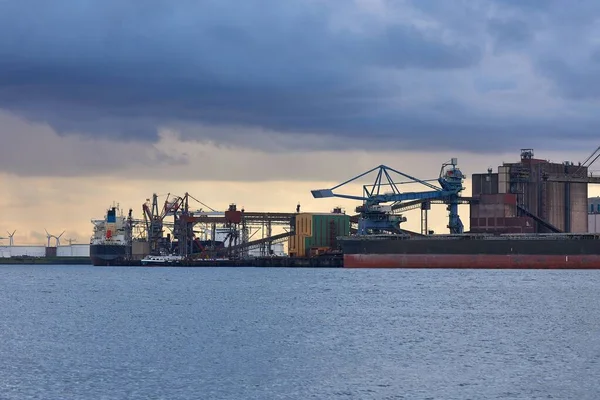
[340,233,600,269]
[90,244,129,266]
[90,205,133,266]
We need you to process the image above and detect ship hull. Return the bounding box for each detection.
[344,254,600,269]
[90,244,128,266]
[341,234,600,269]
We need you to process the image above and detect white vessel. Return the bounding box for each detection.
[140,254,184,266]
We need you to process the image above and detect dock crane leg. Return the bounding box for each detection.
[421,201,430,235]
[447,200,464,234]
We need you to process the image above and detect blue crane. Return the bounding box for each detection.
[311,159,465,235]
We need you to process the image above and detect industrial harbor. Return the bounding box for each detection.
[2,148,600,268]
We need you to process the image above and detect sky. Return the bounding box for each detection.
[1,0,600,245]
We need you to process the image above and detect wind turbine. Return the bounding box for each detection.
[7,230,15,246]
[44,229,52,247]
[44,229,65,246]
[55,231,65,246]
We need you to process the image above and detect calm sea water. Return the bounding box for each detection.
[0,265,599,399]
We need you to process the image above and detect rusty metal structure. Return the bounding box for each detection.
[471,148,600,234]
[141,192,295,259]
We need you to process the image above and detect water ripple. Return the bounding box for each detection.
[0,266,598,399]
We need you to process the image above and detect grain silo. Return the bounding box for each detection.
[471,149,590,233]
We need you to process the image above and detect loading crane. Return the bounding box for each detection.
[574,145,600,177]
[541,145,600,183]
[311,159,466,235]
[142,193,183,254]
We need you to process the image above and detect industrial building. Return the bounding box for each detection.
[589,197,600,233]
[471,149,600,234]
[288,210,350,257]
[5,148,599,266]
[0,244,90,258]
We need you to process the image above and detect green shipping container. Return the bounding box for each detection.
[303,213,350,253]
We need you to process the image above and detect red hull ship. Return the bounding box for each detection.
[340,234,600,269]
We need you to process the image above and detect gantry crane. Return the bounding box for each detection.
[312,159,466,235]
[142,193,183,254]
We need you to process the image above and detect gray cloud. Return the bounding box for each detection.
[0,0,599,155]
[537,53,600,101]
[0,112,187,177]
[487,18,533,53]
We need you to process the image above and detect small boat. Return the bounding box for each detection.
[141,254,184,266]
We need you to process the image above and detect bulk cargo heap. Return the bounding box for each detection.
[312,148,600,269]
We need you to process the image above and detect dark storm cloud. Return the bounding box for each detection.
[500,0,600,102]
[487,18,533,53]
[537,56,600,100]
[0,0,598,152]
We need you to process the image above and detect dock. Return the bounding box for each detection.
[162,256,342,268]
[253,256,343,268]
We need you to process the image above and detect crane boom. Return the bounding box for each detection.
[311,159,465,235]
[574,145,600,177]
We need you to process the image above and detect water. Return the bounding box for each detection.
[1,265,599,399]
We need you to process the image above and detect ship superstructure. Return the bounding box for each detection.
[90,205,133,266]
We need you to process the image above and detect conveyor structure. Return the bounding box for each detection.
[312,159,470,235]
